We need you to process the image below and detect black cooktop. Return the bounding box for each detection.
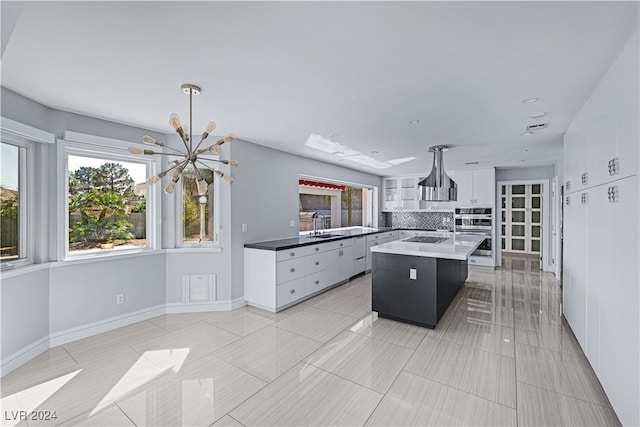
[404,236,449,244]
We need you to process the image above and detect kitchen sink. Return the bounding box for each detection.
[308,233,343,239]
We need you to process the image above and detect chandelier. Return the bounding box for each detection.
[128,83,238,194]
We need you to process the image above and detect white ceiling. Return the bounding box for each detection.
[1,1,636,176]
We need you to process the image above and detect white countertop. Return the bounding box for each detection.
[370,232,484,260]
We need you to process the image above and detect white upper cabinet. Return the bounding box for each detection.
[453,168,495,206]
[383,177,418,211]
[565,33,639,193]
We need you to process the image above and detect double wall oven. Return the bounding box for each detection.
[454,207,494,265]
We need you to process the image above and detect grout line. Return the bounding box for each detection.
[362,331,423,426]
[114,401,139,426]
[61,345,80,365]
[515,381,617,411]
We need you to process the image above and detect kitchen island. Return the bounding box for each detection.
[370,233,484,328]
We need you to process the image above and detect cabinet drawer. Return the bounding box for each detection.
[307,243,327,255]
[306,252,327,274]
[277,278,306,308]
[304,270,327,295]
[276,257,306,284]
[382,231,397,239]
[276,247,310,262]
[353,257,366,276]
[366,234,381,243]
[325,239,352,251]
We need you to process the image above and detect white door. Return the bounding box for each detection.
[501,183,543,256]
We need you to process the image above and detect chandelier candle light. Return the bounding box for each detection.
[128,83,238,195]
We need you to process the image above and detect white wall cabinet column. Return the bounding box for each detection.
[562,30,639,427]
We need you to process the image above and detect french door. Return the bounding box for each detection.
[501,184,542,254]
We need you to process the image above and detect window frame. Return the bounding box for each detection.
[174,159,221,248]
[58,132,161,261]
[0,138,32,267]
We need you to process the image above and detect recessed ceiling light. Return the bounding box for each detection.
[530,112,546,118]
[520,131,533,136]
[522,97,539,104]
[408,120,420,124]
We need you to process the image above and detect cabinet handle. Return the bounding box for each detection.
[565,181,571,191]
[315,280,320,285]
[580,192,588,205]
[315,261,320,266]
[339,250,343,256]
[290,289,295,294]
[565,196,571,206]
[581,172,588,185]
[339,243,343,246]
[608,158,619,176]
[290,267,295,272]
[315,247,319,251]
[289,252,295,257]
[607,186,618,203]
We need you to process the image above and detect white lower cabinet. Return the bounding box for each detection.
[276,278,306,308]
[326,240,353,285]
[352,236,366,276]
[366,231,398,271]
[245,238,356,312]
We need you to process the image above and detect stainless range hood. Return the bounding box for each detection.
[418,145,457,202]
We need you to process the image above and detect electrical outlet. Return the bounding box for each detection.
[289,220,295,228]
[242,224,248,232]
[116,293,125,304]
[409,268,417,280]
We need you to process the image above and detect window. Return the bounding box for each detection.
[62,137,158,258]
[179,166,217,245]
[298,178,374,232]
[0,141,27,263]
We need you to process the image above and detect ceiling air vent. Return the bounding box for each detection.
[465,161,479,165]
[525,123,549,131]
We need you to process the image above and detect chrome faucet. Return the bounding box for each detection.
[311,212,326,236]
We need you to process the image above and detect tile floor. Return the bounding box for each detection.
[1,255,620,426]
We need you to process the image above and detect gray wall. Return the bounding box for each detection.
[49,254,166,334]
[495,165,555,182]
[1,268,49,359]
[229,140,381,300]
[0,87,382,364]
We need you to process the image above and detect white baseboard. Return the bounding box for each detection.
[2,299,248,378]
[49,304,166,347]
[166,297,247,313]
[0,335,50,378]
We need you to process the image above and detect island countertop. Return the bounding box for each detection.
[370,232,484,260]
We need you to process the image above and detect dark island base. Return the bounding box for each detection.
[371,252,469,329]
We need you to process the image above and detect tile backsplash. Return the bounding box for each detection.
[382,211,454,230]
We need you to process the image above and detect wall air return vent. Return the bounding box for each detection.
[525,123,549,131]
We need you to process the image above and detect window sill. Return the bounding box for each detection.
[0,262,51,279]
[56,248,161,267]
[164,247,223,254]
